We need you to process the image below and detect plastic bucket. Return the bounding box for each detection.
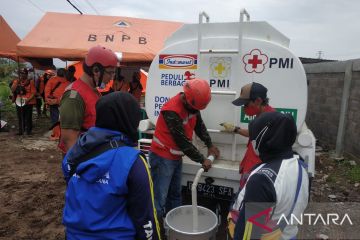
[165,205,218,240]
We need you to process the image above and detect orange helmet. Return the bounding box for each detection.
[183,79,211,110]
[85,45,117,67]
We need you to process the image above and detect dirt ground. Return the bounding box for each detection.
[0,117,65,239]
[0,116,359,239]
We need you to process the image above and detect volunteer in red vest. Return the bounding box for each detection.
[220,82,275,188]
[149,78,220,223]
[59,45,117,153]
[11,68,36,135]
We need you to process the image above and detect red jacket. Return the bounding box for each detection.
[151,93,197,160]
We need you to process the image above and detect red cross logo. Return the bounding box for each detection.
[243,49,268,73]
[249,55,262,68]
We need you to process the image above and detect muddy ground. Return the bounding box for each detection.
[0,116,359,239]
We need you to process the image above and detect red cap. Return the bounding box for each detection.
[85,45,117,67]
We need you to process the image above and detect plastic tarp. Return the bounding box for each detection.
[17,12,183,63]
[0,15,21,60]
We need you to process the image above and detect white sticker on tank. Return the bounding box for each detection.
[209,57,232,88]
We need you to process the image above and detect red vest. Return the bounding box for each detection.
[65,79,100,130]
[151,93,197,160]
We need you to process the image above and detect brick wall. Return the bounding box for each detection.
[304,60,360,157]
[345,71,360,156]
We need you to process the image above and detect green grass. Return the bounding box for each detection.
[0,82,10,100]
[347,166,360,183]
[0,82,16,120]
[324,158,360,184]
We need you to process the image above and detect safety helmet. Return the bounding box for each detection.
[183,79,211,110]
[85,45,117,68]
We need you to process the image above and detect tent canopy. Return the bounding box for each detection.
[0,15,53,68]
[17,12,183,63]
[0,15,21,60]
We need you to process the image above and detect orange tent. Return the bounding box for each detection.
[17,12,183,63]
[0,15,53,68]
[0,15,21,60]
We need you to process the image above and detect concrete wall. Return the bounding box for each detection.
[304,60,360,157]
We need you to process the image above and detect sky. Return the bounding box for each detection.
[1,0,360,64]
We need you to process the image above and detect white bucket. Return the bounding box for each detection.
[165,205,218,240]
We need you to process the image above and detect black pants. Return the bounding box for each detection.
[36,97,42,116]
[16,104,33,134]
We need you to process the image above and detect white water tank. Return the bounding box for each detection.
[143,14,314,192]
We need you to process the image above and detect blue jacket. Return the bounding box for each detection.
[62,127,160,240]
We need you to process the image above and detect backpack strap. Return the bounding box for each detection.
[278,159,303,230]
[68,139,125,177]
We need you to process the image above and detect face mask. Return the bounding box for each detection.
[244,105,260,116]
[251,125,269,156]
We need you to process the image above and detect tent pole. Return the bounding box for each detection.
[17,57,24,135]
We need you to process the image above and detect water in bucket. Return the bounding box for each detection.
[165,205,218,240]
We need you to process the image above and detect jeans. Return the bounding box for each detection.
[49,105,59,125]
[149,152,182,218]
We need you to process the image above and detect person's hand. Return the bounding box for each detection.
[220,122,236,133]
[47,98,57,105]
[207,145,220,159]
[202,158,212,172]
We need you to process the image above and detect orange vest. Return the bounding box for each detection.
[65,79,100,130]
[13,79,36,105]
[151,93,197,160]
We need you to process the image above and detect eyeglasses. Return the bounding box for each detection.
[104,70,116,76]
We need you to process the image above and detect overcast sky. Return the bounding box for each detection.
[1,0,360,62]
